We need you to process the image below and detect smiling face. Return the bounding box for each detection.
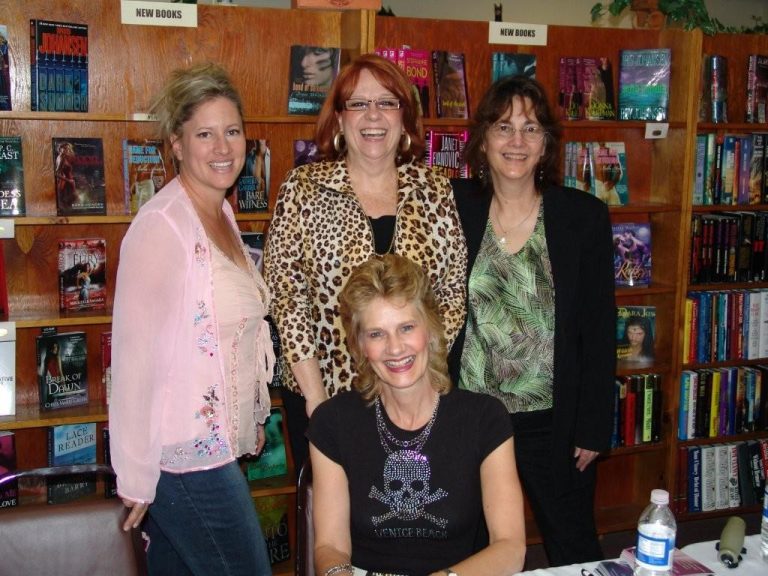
[171,96,245,196]
[338,68,404,166]
[359,296,431,394]
[484,95,546,190]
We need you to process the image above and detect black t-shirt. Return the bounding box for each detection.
[308,388,513,575]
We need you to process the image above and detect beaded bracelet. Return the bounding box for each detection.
[324,563,353,576]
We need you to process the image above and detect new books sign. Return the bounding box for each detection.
[121,1,197,28]
[488,22,548,46]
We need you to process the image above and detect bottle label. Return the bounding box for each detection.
[636,529,675,569]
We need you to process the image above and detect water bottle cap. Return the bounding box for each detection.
[651,489,669,505]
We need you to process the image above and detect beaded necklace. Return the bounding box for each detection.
[374,394,440,455]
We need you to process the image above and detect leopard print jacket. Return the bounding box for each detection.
[264,158,467,397]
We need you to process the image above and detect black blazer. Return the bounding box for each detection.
[449,178,616,491]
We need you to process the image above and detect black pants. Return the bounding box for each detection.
[282,387,310,473]
[512,410,604,567]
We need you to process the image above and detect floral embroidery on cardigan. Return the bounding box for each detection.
[192,384,229,458]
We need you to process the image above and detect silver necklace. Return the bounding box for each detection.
[492,195,539,246]
[374,394,440,455]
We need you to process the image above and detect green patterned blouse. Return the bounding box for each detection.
[458,207,555,413]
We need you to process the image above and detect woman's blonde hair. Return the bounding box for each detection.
[338,254,451,402]
[149,62,244,142]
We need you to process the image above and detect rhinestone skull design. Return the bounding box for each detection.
[369,396,447,528]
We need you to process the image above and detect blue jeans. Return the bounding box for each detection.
[145,461,271,576]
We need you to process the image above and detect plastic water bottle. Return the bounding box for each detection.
[761,485,768,563]
[634,489,677,576]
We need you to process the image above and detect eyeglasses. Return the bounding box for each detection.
[488,122,547,143]
[344,98,401,112]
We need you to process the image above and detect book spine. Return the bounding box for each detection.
[700,444,716,512]
[687,445,702,513]
[714,443,729,509]
[726,442,741,508]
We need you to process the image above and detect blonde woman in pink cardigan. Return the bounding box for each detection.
[109,63,274,576]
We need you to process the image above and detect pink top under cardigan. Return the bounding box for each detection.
[109,177,273,504]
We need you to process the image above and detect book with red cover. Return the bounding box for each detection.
[52,137,105,216]
[425,129,469,179]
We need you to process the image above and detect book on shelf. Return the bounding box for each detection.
[491,52,536,83]
[746,54,768,124]
[617,48,671,122]
[241,231,265,273]
[244,408,287,481]
[565,141,593,193]
[0,321,15,417]
[425,129,469,179]
[235,139,271,213]
[58,237,107,313]
[47,422,97,504]
[399,48,431,119]
[0,135,24,216]
[0,241,7,318]
[101,331,111,405]
[30,19,88,112]
[432,50,469,119]
[122,138,167,215]
[699,54,727,124]
[558,56,581,121]
[581,56,616,121]
[102,425,117,498]
[293,139,320,168]
[287,45,341,115]
[591,141,628,205]
[36,328,88,411]
[0,430,17,508]
[616,305,656,368]
[0,24,10,111]
[616,373,661,447]
[612,222,651,288]
[52,137,106,216]
[253,494,291,566]
[686,445,702,513]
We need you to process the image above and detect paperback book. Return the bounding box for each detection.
[47,422,97,504]
[58,237,107,313]
[52,137,105,216]
[0,430,17,508]
[253,494,291,566]
[581,56,616,120]
[591,141,628,205]
[0,24,10,110]
[620,546,715,576]
[617,48,671,122]
[612,222,652,287]
[491,52,536,83]
[122,138,167,215]
[101,331,111,405]
[0,135,25,216]
[244,408,287,481]
[37,329,88,410]
[241,231,265,273]
[236,139,271,213]
[287,45,341,115]
[30,19,89,112]
[425,129,469,179]
[399,48,431,118]
[432,50,469,119]
[700,54,728,123]
[293,139,320,168]
[0,321,15,416]
[558,56,581,121]
[616,305,656,368]
[746,54,768,124]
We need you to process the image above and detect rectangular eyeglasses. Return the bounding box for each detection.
[344,98,401,112]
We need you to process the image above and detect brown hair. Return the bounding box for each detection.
[314,53,424,164]
[464,75,562,191]
[339,254,451,402]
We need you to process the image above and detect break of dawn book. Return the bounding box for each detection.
[30,19,89,112]
[58,237,107,313]
[0,135,24,216]
[36,329,88,411]
[47,422,97,504]
[52,137,105,216]
[617,48,671,122]
[235,139,271,213]
[432,50,469,119]
[612,222,652,288]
